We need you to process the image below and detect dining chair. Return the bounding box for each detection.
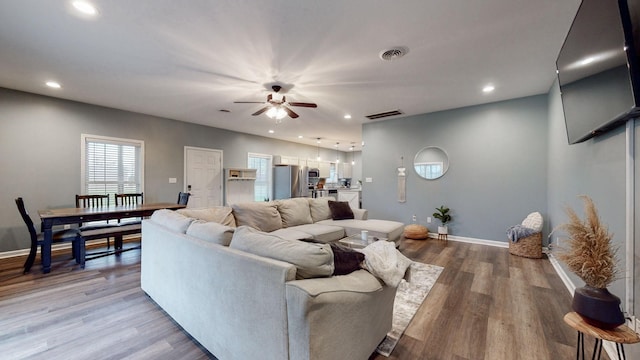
[115,193,144,206]
[177,192,190,206]
[15,197,85,273]
[76,194,118,249]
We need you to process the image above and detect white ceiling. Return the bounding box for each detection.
[0,0,580,150]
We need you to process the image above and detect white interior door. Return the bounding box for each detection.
[184,147,223,208]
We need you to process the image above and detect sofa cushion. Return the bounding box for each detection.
[232,202,282,232]
[270,228,315,241]
[328,200,354,220]
[177,207,236,227]
[316,219,405,242]
[186,220,234,246]
[307,198,332,223]
[330,243,365,275]
[286,224,345,243]
[150,209,194,233]
[277,198,313,227]
[230,226,334,279]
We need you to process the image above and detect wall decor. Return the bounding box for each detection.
[414,146,449,180]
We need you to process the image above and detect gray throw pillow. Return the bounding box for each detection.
[150,209,194,233]
[277,198,313,227]
[231,202,282,232]
[230,226,334,279]
[186,220,234,246]
[307,198,332,222]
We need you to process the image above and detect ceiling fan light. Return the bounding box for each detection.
[266,106,287,120]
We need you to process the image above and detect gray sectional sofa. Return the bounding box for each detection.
[140,198,405,360]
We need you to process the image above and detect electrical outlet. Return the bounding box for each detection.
[427,217,432,223]
[169,177,177,184]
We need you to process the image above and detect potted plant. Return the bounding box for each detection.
[433,205,452,235]
[556,195,623,329]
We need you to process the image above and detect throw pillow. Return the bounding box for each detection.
[232,202,282,232]
[186,220,234,246]
[177,207,236,227]
[229,226,334,279]
[150,209,194,234]
[307,198,332,222]
[521,212,543,232]
[277,198,313,227]
[328,200,354,220]
[330,243,365,275]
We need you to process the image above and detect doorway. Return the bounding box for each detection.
[184,146,223,208]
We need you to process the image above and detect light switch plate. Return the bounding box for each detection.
[365,177,373,183]
[169,178,177,183]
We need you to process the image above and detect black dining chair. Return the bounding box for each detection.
[76,194,118,249]
[177,192,190,206]
[115,192,144,206]
[15,197,85,273]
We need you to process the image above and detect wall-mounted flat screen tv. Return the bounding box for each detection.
[556,0,640,144]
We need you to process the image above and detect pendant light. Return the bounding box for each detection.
[350,142,355,165]
[316,138,321,161]
[335,142,340,164]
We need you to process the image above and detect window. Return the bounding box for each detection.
[81,134,144,201]
[248,153,272,201]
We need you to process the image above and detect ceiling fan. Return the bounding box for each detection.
[234,85,317,119]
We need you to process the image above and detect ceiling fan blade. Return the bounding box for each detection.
[252,106,270,116]
[288,102,318,108]
[234,101,266,104]
[283,106,299,119]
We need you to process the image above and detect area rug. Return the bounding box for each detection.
[376,261,444,357]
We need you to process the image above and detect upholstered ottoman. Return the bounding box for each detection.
[403,224,429,240]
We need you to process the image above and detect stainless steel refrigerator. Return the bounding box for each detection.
[273,164,309,199]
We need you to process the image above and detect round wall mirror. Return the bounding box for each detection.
[414,146,449,180]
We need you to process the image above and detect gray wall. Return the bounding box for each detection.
[361,95,549,241]
[546,79,629,306]
[0,87,344,252]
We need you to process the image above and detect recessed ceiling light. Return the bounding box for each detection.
[297,135,303,139]
[344,114,352,119]
[268,130,275,134]
[72,1,98,16]
[482,84,495,93]
[46,81,61,89]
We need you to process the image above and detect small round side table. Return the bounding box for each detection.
[563,312,640,360]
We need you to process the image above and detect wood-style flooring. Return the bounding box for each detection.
[0,239,599,360]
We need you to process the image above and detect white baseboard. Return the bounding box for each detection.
[427,233,509,248]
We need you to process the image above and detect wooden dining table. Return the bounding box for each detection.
[38,202,185,273]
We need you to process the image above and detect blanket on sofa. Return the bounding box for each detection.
[358,241,413,287]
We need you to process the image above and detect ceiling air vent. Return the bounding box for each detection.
[365,109,404,120]
[379,47,409,61]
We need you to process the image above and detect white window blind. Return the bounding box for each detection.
[81,134,144,201]
[248,153,272,201]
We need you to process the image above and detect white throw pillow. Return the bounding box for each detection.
[230,226,334,279]
[521,212,543,232]
[186,220,234,246]
[150,209,194,234]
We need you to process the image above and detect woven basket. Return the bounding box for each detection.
[509,232,542,259]
[403,224,429,240]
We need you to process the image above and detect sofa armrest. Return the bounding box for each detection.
[285,270,396,360]
[352,208,368,220]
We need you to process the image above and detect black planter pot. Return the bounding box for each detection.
[572,285,625,329]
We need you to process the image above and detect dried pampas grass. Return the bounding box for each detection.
[556,195,619,289]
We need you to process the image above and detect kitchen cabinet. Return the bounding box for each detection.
[224,168,256,205]
[305,159,320,170]
[337,190,360,209]
[273,155,299,165]
[318,161,331,178]
[338,162,352,178]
